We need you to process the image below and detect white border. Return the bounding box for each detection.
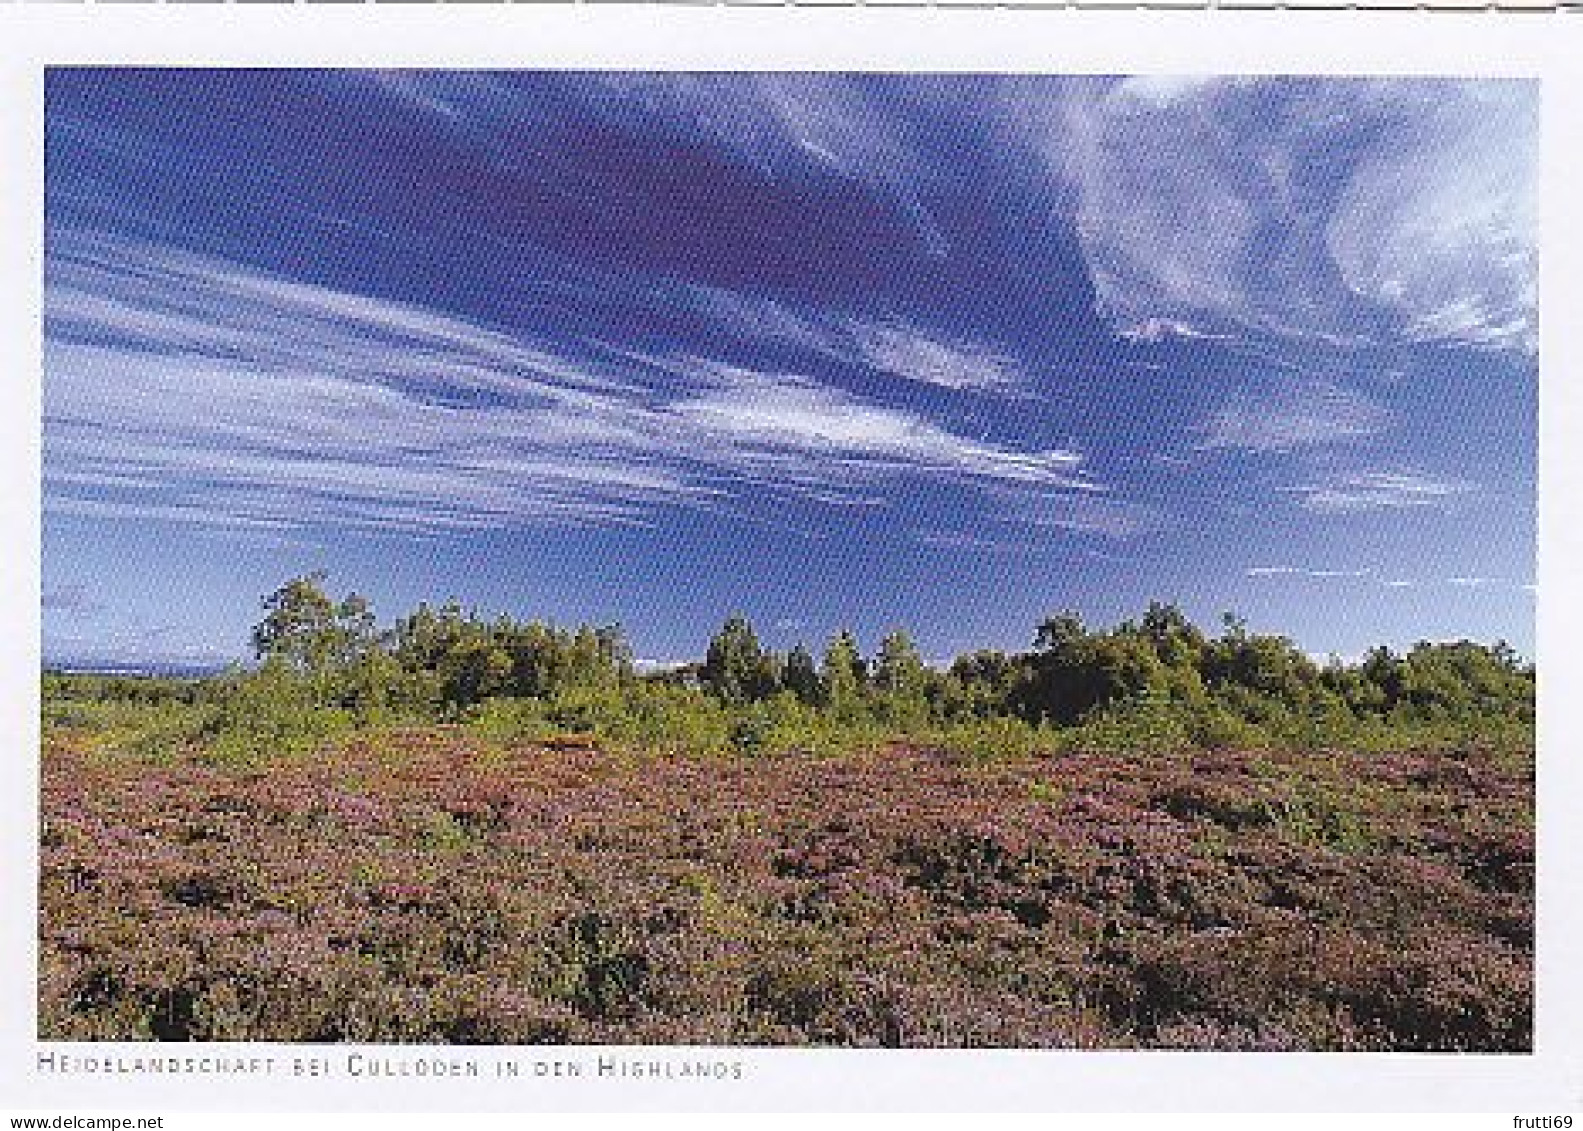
[3,7,1581,1113]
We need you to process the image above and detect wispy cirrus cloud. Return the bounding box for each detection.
[1246,566,1371,580]
[846,321,1025,393]
[371,72,1538,358]
[1246,565,1521,594]
[987,487,1164,539]
[1325,83,1537,355]
[365,71,950,257]
[1117,317,1229,345]
[45,231,1087,537]
[671,369,1076,487]
[1040,77,1537,353]
[1200,379,1388,453]
[678,283,1029,393]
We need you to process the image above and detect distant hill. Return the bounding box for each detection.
[43,659,233,679]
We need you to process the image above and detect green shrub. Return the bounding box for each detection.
[201,662,352,766]
[465,697,558,745]
[47,698,215,764]
[601,683,732,756]
[925,715,1059,762]
[1061,694,1192,755]
[1186,704,1272,751]
[729,711,774,756]
[1261,781,1377,854]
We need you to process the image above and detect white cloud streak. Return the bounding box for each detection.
[1246,566,1371,579]
[987,487,1164,539]
[1298,471,1474,514]
[1200,379,1388,453]
[671,370,1076,487]
[1325,83,1537,354]
[846,322,1026,392]
[45,232,1086,536]
[679,283,1030,393]
[1246,566,1522,593]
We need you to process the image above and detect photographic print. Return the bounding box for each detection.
[39,69,1537,1054]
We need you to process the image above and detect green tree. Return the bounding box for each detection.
[1203,623,1319,705]
[782,643,822,706]
[874,629,925,693]
[874,629,929,724]
[947,649,1024,719]
[1022,613,1167,725]
[441,639,514,709]
[821,629,867,719]
[252,572,377,675]
[702,614,776,705]
[1034,611,1088,654]
[1394,640,1534,722]
[1136,601,1207,668]
[249,573,398,719]
[1127,601,1208,702]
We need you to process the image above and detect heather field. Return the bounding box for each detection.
[39,722,1533,1050]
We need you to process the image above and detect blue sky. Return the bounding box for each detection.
[42,70,1537,669]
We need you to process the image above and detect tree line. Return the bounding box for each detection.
[245,572,1534,733]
